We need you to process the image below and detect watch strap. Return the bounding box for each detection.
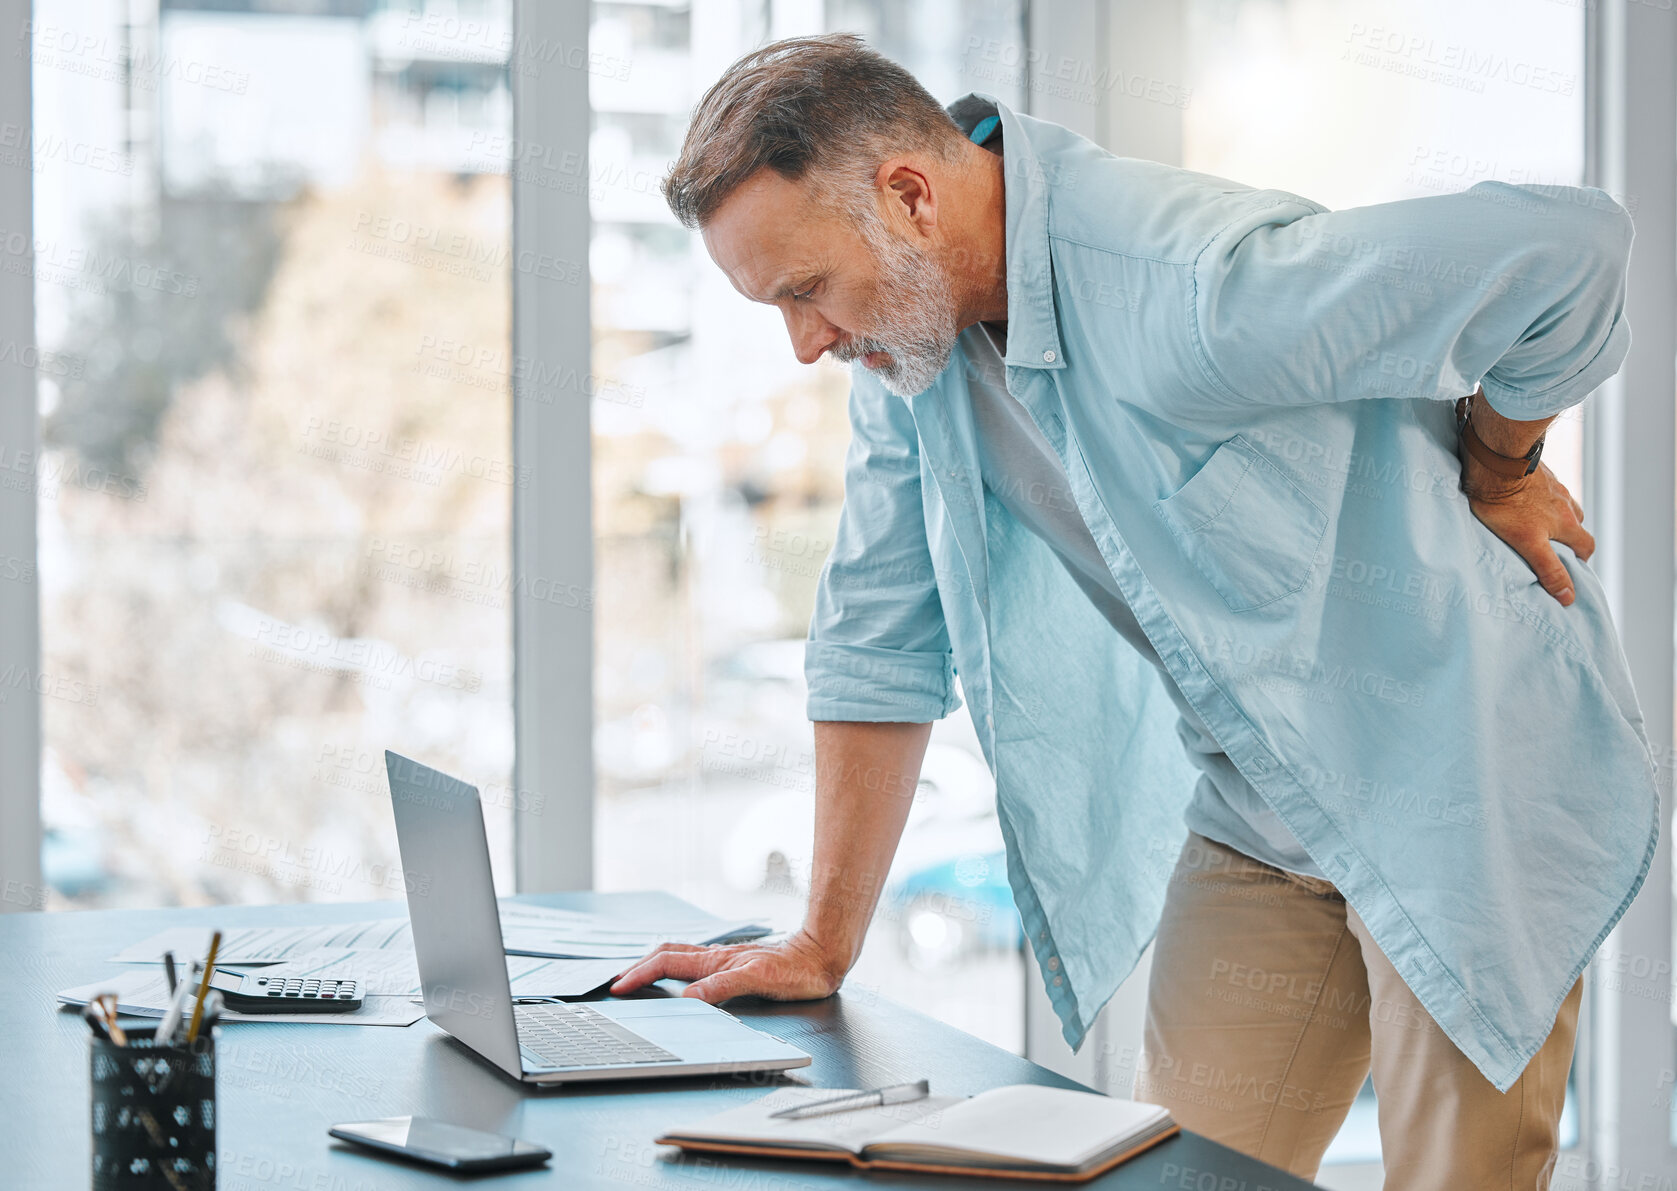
[1455,393,1543,479]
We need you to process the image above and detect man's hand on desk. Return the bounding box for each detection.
[609,928,845,1003]
[612,721,924,1006]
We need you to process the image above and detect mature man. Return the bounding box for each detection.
[611,33,1656,1186]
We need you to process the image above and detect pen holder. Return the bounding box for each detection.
[90,1022,217,1190]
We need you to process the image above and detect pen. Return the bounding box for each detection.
[200,990,224,1033]
[82,1001,112,1042]
[186,930,222,1044]
[135,1108,193,1191]
[769,1079,930,1120]
[163,950,178,995]
[156,961,197,1045]
[93,993,128,1046]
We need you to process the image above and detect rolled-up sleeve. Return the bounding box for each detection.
[805,366,961,724]
[1191,181,1635,421]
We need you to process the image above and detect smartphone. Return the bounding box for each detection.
[329,1117,552,1172]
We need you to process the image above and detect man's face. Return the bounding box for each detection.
[703,167,962,398]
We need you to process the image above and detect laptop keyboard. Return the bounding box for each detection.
[515,1002,679,1069]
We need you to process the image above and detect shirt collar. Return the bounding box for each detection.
[945,93,1067,373]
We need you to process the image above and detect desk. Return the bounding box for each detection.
[7,893,1323,1189]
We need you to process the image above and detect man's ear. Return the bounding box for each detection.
[875,158,937,238]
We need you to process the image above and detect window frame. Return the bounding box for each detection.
[509,0,594,893]
[1580,0,1677,1178]
[0,0,42,915]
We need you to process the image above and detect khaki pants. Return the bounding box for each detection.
[1134,832,1582,1189]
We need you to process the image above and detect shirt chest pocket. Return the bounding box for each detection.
[1152,434,1328,612]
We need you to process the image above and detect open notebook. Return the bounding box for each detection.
[655,1085,1177,1182]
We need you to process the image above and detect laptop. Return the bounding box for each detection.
[383,750,812,1084]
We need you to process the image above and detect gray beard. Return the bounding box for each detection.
[830,212,962,398]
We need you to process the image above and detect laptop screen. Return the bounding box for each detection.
[384,751,524,1075]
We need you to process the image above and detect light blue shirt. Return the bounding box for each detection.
[961,315,1324,879]
[804,93,1657,1093]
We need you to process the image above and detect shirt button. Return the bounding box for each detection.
[1042,349,1056,363]
[1053,975,1063,987]
[1038,928,1048,942]
[1047,956,1059,971]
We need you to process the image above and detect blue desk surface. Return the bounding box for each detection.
[7,891,1322,1189]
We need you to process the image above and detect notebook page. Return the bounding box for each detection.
[866,1086,1170,1169]
[660,1087,963,1155]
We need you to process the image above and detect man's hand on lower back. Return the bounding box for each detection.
[1461,459,1594,606]
[608,928,846,1003]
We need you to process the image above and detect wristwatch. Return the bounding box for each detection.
[1455,391,1544,479]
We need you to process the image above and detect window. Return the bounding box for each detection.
[34,0,518,907]
[1181,0,1588,501]
[589,0,1031,1052]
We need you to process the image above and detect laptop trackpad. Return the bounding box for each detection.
[603,998,727,1019]
[605,999,790,1054]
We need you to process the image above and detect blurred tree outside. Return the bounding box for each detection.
[42,167,514,907]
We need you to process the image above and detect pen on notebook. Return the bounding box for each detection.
[185,930,223,1044]
[768,1079,930,1120]
[162,950,178,995]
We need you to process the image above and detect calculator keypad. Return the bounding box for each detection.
[250,975,359,1000]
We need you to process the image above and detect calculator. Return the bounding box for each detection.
[210,970,364,1013]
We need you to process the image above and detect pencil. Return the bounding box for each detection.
[96,994,128,1046]
[185,930,222,1044]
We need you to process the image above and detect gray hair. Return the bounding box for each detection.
[662,33,966,229]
